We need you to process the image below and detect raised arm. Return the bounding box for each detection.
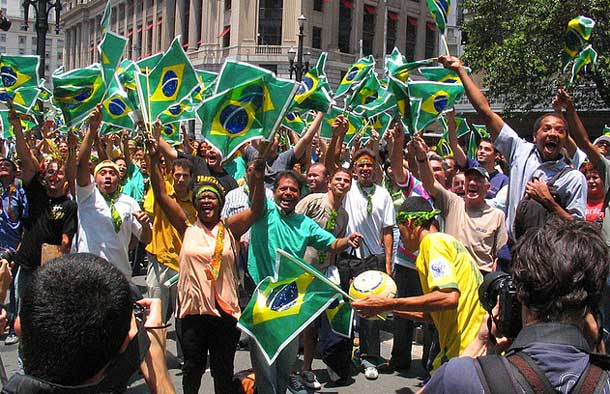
[226,158,266,240]
[438,56,504,141]
[8,109,36,184]
[181,123,193,155]
[388,121,407,184]
[76,105,102,187]
[64,130,78,197]
[148,122,188,236]
[324,114,348,174]
[411,134,441,199]
[553,89,602,166]
[294,111,325,160]
[446,110,468,167]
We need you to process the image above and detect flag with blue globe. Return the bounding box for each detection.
[101,76,135,129]
[290,52,334,113]
[407,80,464,133]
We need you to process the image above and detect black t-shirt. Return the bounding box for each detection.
[15,176,78,270]
[178,151,238,193]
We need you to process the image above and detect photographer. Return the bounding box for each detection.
[422,219,610,393]
[3,253,174,394]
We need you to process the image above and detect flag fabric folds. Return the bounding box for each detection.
[603,124,610,136]
[407,81,464,133]
[562,16,596,68]
[100,0,112,33]
[467,124,489,159]
[425,0,450,33]
[319,106,363,145]
[158,96,196,125]
[238,249,347,364]
[291,52,334,112]
[101,76,135,129]
[141,37,198,122]
[197,76,297,161]
[160,122,183,145]
[334,55,375,98]
[282,111,307,136]
[98,31,127,87]
[570,45,598,84]
[346,71,381,110]
[52,64,106,129]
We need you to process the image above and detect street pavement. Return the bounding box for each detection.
[0,274,427,394]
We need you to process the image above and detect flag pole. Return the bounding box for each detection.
[441,34,450,56]
[145,70,153,132]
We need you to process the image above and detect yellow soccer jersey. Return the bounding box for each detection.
[415,232,486,372]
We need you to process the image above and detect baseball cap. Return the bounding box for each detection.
[465,166,490,181]
[593,135,610,146]
[0,157,16,171]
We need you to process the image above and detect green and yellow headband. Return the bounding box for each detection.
[397,209,440,226]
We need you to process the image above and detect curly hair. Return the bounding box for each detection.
[512,219,609,322]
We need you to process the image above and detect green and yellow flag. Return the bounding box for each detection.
[100,0,112,33]
[0,54,41,113]
[136,52,163,74]
[291,52,334,113]
[418,66,471,84]
[160,122,182,146]
[141,37,198,122]
[334,55,375,98]
[467,124,489,159]
[197,76,298,161]
[354,88,397,118]
[346,71,380,110]
[98,31,127,87]
[562,16,596,69]
[282,111,307,136]
[408,81,464,133]
[603,124,610,136]
[158,96,196,125]
[319,106,363,145]
[238,249,346,364]
[0,110,37,139]
[570,45,598,84]
[101,76,135,129]
[52,64,106,128]
[425,0,450,33]
[38,79,52,102]
[191,70,218,104]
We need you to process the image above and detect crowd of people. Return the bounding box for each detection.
[0,54,609,394]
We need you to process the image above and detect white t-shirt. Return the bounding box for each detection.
[75,183,144,277]
[343,180,395,258]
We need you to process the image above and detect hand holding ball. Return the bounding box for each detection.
[350,270,397,320]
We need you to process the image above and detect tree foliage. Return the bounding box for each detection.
[461,0,610,114]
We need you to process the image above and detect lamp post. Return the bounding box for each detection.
[22,0,62,81]
[287,14,310,81]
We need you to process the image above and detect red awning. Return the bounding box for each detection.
[388,11,398,20]
[218,26,231,38]
[137,26,143,32]
[127,29,133,36]
[157,18,163,25]
[365,5,376,14]
[427,22,437,31]
[341,0,353,9]
[408,17,418,27]
[182,42,189,48]
[146,22,153,30]
[197,39,204,45]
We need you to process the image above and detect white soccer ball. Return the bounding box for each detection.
[350,270,397,320]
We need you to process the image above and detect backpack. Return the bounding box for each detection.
[513,167,573,240]
[475,351,610,394]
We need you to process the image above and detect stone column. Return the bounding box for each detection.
[188,0,200,50]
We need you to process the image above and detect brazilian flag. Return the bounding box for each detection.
[439,114,470,139]
[407,81,464,133]
[98,31,127,87]
[101,76,135,129]
[319,106,363,145]
[161,122,182,146]
[334,55,375,98]
[158,96,196,125]
[99,123,123,136]
[38,79,52,102]
[2,86,41,115]
[603,124,610,136]
[425,0,450,33]
[197,76,298,161]
[570,45,598,84]
[418,66,471,84]
[291,52,334,113]
[562,16,596,69]
[100,0,112,33]
[325,297,354,337]
[0,110,37,139]
[346,71,380,110]
[282,111,307,136]
[0,55,40,94]
[369,112,393,140]
[354,88,397,118]
[52,64,106,129]
[467,124,489,159]
[117,59,140,110]
[141,36,198,122]
[191,70,218,104]
[136,53,163,74]
[238,249,344,365]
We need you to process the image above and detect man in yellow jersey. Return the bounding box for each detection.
[353,196,486,372]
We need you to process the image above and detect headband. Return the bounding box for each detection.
[396,209,440,227]
[194,184,225,205]
[355,154,374,166]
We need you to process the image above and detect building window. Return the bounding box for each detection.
[312,26,322,49]
[258,0,282,45]
[0,34,4,43]
[222,26,231,47]
[57,51,63,61]
[362,5,376,56]
[386,11,397,54]
[19,48,25,55]
[225,0,231,10]
[313,0,323,12]
[20,36,27,46]
[405,16,417,61]
[425,22,436,58]
[338,0,352,53]
[259,64,277,74]
[0,46,5,53]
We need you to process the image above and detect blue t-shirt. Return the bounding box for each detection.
[248,198,336,284]
[465,157,509,199]
[0,181,28,251]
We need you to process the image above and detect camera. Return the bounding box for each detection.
[0,248,14,263]
[478,271,522,338]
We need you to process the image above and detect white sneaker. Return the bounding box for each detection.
[364,366,379,380]
[301,370,321,390]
